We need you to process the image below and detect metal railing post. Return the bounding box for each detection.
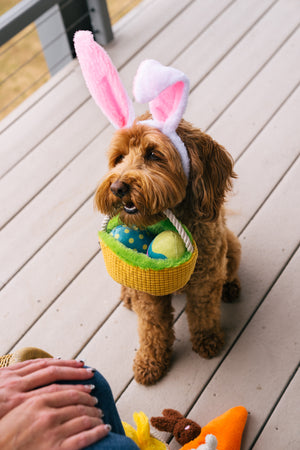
[35,4,73,76]
[86,0,113,45]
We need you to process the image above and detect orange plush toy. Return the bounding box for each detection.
[151,406,248,450]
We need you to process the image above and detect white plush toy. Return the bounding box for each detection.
[194,434,218,450]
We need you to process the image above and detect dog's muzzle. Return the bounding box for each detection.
[110,181,138,214]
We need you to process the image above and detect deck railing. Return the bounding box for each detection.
[0,0,113,120]
[0,0,113,73]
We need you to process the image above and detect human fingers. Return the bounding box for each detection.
[39,389,99,409]
[54,403,104,426]
[23,365,95,391]
[23,382,96,400]
[0,383,96,421]
[62,422,110,450]
[8,358,85,376]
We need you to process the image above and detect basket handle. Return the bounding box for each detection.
[100,214,110,232]
[163,209,194,252]
[100,209,194,253]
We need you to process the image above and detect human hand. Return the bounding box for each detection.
[0,388,110,450]
[0,358,96,418]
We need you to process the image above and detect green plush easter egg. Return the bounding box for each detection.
[147,230,186,259]
[110,225,154,253]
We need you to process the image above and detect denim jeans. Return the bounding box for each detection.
[69,369,139,450]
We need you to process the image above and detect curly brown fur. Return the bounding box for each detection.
[95,120,187,228]
[95,113,241,384]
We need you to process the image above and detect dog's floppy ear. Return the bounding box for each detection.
[74,31,135,129]
[193,134,236,221]
[179,124,236,221]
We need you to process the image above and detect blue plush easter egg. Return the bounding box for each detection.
[110,225,154,253]
[147,230,186,259]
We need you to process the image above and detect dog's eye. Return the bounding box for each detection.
[145,146,162,162]
[114,154,124,165]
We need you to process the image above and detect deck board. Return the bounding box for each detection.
[226,85,300,235]
[252,369,300,449]
[208,26,300,158]
[0,97,104,228]
[0,64,88,178]
[0,199,101,353]
[173,0,277,89]
[1,1,299,448]
[0,59,78,133]
[0,126,112,288]
[175,247,300,450]
[186,2,300,134]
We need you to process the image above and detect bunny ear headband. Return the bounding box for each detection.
[73,30,190,180]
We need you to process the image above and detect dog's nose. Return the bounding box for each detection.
[110,180,130,198]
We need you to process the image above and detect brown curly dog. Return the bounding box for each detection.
[95,113,241,385]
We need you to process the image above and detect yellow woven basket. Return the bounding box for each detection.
[98,210,197,296]
[0,347,53,367]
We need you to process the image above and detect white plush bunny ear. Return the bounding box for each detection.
[74,30,135,129]
[133,59,189,133]
[133,59,190,179]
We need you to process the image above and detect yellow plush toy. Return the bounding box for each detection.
[122,411,168,450]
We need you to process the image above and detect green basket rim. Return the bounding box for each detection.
[98,216,195,271]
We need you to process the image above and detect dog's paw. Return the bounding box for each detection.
[222,278,241,303]
[133,351,171,385]
[192,330,224,359]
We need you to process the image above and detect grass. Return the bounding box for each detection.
[0,0,142,122]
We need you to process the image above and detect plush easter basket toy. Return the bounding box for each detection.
[74,31,197,295]
[99,210,197,296]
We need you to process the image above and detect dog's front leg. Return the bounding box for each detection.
[185,280,224,359]
[131,291,174,385]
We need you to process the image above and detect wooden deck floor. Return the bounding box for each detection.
[1,0,299,448]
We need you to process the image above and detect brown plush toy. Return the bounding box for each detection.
[150,409,201,446]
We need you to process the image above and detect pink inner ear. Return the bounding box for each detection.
[100,77,129,129]
[150,81,184,122]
